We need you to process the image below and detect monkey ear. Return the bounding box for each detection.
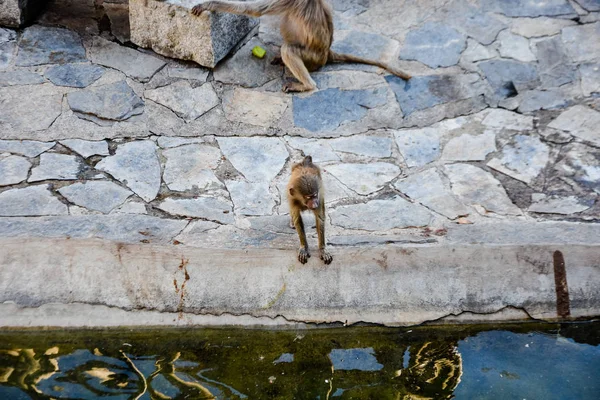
[289,187,295,196]
[303,155,313,166]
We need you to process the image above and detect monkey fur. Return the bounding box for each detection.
[287,156,333,264]
[191,0,411,92]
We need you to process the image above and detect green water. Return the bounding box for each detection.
[1,322,599,399]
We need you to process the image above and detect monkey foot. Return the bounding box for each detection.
[298,248,310,264]
[320,250,333,265]
[282,82,314,93]
[191,4,206,16]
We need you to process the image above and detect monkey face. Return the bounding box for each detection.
[305,194,319,210]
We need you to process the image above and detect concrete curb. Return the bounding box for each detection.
[1,238,598,328]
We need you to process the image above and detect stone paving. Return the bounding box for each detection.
[0,0,599,250]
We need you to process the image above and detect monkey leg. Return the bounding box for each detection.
[314,206,333,265]
[291,208,310,264]
[280,44,317,93]
[191,0,286,17]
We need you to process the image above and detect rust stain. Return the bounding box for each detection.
[173,279,179,294]
[553,250,570,318]
[138,230,151,236]
[399,248,415,256]
[375,253,388,269]
[115,243,125,263]
[175,257,190,320]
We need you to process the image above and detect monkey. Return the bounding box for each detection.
[287,155,333,264]
[190,0,410,92]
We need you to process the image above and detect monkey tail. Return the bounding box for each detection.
[327,51,411,80]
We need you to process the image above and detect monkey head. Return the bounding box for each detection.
[288,156,322,210]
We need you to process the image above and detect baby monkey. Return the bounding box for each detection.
[191,0,410,92]
[287,156,333,264]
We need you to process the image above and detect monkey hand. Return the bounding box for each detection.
[297,248,310,264]
[320,249,333,265]
[191,3,208,16]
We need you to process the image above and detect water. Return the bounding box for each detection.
[1,322,599,399]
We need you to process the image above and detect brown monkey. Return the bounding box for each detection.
[287,156,332,264]
[191,0,410,92]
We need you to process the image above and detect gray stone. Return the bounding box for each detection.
[167,63,209,81]
[539,127,573,144]
[145,81,219,121]
[312,70,387,91]
[487,135,550,185]
[214,37,282,88]
[385,74,480,115]
[44,63,105,88]
[330,197,433,231]
[328,135,393,158]
[441,132,496,161]
[547,105,600,146]
[325,163,400,195]
[67,81,145,125]
[444,164,522,215]
[0,155,30,186]
[0,185,67,216]
[28,153,81,182]
[0,70,44,86]
[58,181,133,213]
[331,0,370,16]
[400,22,466,68]
[226,180,275,216]
[157,197,234,224]
[575,0,600,11]
[395,168,469,219]
[0,28,15,43]
[292,87,388,132]
[217,137,288,182]
[393,127,441,168]
[481,0,576,17]
[496,30,536,62]
[328,234,436,246]
[89,37,166,82]
[111,200,148,215]
[445,6,507,45]
[528,193,592,214]
[0,39,16,69]
[332,31,397,62]
[561,22,600,63]
[0,140,55,157]
[478,59,539,99]
[223,88,289,127]
[0,85,63,132]
[129,0,258,68]
[580,63,600,96]
[16,26,86,66]
[511,17,576,38]
[461,39,496,63]
[59,139,109,158]
[534,36,576,88]
[156,136,205,148]
[162,144,223,192]
[0,214,187,244]
[518,90,568,113]
[96,140,161,202]
[553,143,600,194]
[284,137,339,163]
[482,108,534,131]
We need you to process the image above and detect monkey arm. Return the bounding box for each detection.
[291,208,310,263]
[192,0,291,17]
[314,201,333,264]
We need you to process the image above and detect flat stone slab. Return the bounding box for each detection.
[325,162,401,195]
[534,36,576,89]
[67,81,145,125]
[518,90,568,113]
[0,215,187,244]
[395,168,470,219]
[0,70,44,86]
[28,153,81,182]
[332,31,397,62]
[441,132,496,161]
[400,22,466,68]
[0,154,30,186]
[59,139,109,158]
[96,141,161,202]
[553,143,600,194]
[547,105,600,146]
[225,180,275,216]
[293,87,388,132]
[561,22,600,63]
[0,85,63,132]
[445,7,507,45]
[461,39,496,63]
[58,181,133,213]
[328,135,393,158]
[89,37,166,82]
[330,196,433,231]
[444,163,522,216]
[511,17,576,37]
[580,63,600,97]
[496,30,536,63]
[385,74,480,115]
[145,81,219,121]
[487,135,550,184]
[223,88,289,127]
[157,197,234,224]
[285,137,340,164]
[16,26,86,66]
[393,127,441,168]
[162,144,223,191]
[482,108,534,131]
[528,194,592,214]
[217,137,288,182]
[0,185,67,216]
[479,59,539,100]
[0,139,55,157]
[0,28,16,69]
[44,63,105,88]
[481,0,576,17]
[129,0,258,68]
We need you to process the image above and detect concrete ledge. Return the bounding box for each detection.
[1,238,598,327]
[129,0,258,68]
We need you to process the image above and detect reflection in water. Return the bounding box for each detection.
[0,322,599,399]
